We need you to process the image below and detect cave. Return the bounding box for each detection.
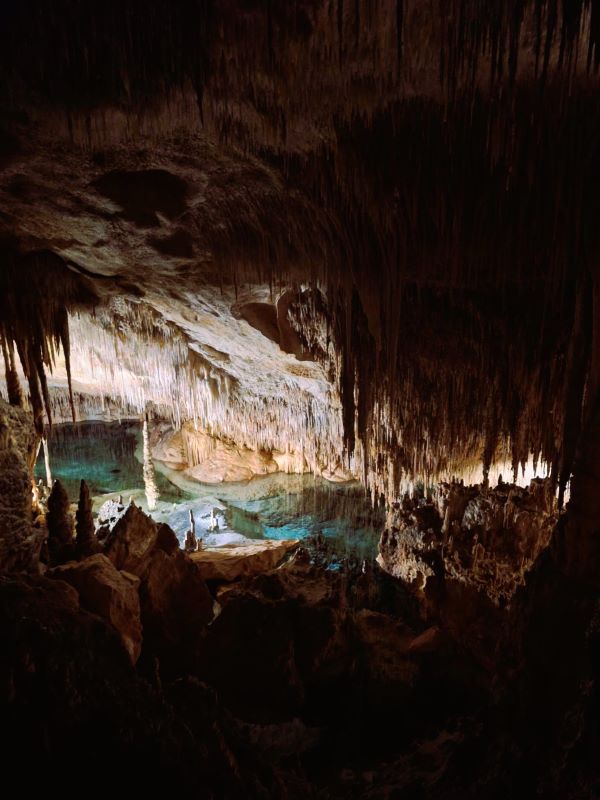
[1,2,599,797]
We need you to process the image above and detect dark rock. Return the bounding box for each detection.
[93,169,188,227]
[47,479,75,565]
[200,591,303,723]
[49,553,142,664]
[156,522,180,555]
[75,479,100,558]
[103,502,158,573]
[138,548,213,677]
[0,399,40,571]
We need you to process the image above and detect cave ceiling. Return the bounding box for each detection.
[1,0,600,500]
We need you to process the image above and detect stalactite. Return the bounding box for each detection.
[59,308,77,424]
[0,249,97,435]
[1,339,23,408]
[2,1,599,506]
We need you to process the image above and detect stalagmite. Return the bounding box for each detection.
[46,479,74,565]
[142,416,159,511]
[208,509,219,532]
[184,509,198,553]
[75,479,97,558]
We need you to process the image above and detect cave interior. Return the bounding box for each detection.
[1,2,600,798]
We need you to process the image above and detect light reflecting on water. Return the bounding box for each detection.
[36,421,383,561]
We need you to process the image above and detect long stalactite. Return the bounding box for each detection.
[1,0,600,501]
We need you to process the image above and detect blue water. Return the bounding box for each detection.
[226,484,384,560]
[34,420,186,503]
[36,421,383,561]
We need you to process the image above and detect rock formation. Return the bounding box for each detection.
[75,479,99,558]
[103,502,159,574]
[0,399,41,570]
[142,416,159,511]
[184,509,198,552]
[379,477,558,606]
[49,554,142,664]
[1,1,600,796]
[46,479,74,565]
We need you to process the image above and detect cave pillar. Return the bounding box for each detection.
[143,416,159,512]
[42,436,52,488]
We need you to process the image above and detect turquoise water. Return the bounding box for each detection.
[36,422,383,561]
[225,482,384,560]
[34,420,187,503]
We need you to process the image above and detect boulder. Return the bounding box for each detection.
[138,548,214,676]
[95,497,126,541]
[156,522,180,555]
[103,502,158,573]
[190,540,299,582]
[49,554,142,664]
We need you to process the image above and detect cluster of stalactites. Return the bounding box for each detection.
[1,1,597,152]
[0,320,73,437]
[56,304,350,480]
[202,0,600,156]
[0,251,98,435]
[0,298,74,437]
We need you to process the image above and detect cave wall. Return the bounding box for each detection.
[0,398,40,570]
[1,1,600,500]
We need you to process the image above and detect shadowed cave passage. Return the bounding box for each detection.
[1,2,600,798]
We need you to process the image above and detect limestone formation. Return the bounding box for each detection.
[75,479,99,558]
[1,339,23,408]
[41,436,52,488]
[95,497,126,539]
[46,479,74,565]
[103,502,159,574]
[184,509,198,553]
[378,478,558,606]
[1,3,600,796]
[142,416,159,511]
[137,547,214,675]
[0,399,41,571]
[49,554,142,664]
[190,540,300,583]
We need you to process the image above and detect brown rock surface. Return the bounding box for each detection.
[103,502,158,573]
[0,399,41,571]
[49,554,142,664]
[190,540,299,582]
[378,478,557,606]
[138,548,214,675]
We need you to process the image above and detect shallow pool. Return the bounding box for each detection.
[36,421,383,561]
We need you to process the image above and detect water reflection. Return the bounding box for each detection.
[36,421,383,561]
